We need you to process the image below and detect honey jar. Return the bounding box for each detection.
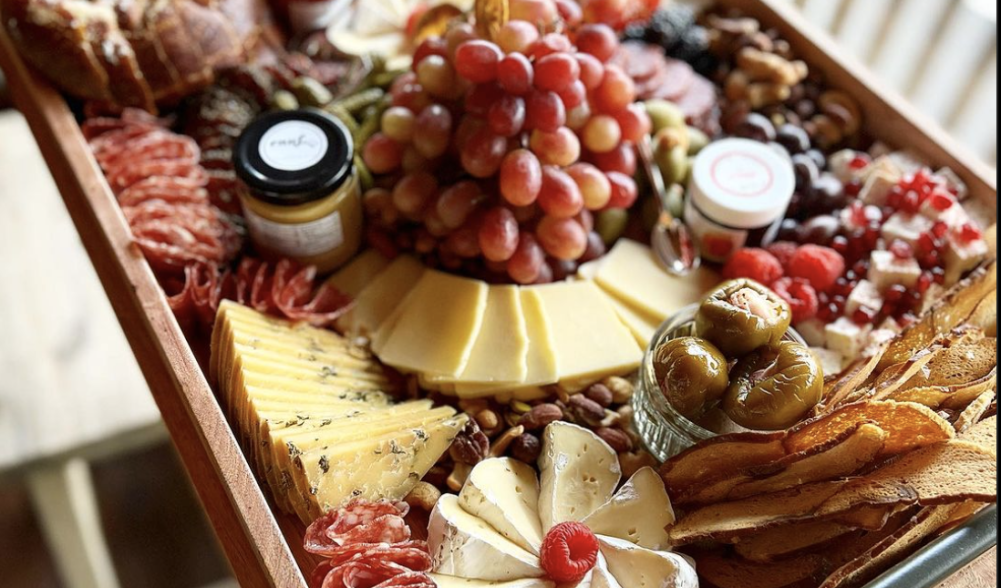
[234,109,362,274]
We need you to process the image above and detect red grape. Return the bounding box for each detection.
[362,133,403,174]
[401,145,431,172]
[507,233,546,283]
[496,20,540,54]
[510,0,559,27]
[479,207,520,262]
[381,106,416,143]
[416,54,457,98]
[465,82,503,116]
[453,115,486,151]
[575,53,604,90]
[588,141,636,175]
[392,172,438,219]
[391,75,431,112]
[455,40,503,83]
[413,104,453,158]
[556,79,586,109]
[582,114,621,153]
[424,211,450,237]
[614,103,652,143]
[488,94,527,137]
[592,64,636,113]
[534,53,580,93]
[436,180,482,229]
[566,162,612,210]
[461,128,508,178]
[538,166,584,218]
[445,22,478,59]
[527,33,573,61]
[497,53,535,95]
[581,0,629,28]
[529,127,581,167]
[580,231,606,262]
[363,187,399,226]
[554,0,583,26]
[512,202,540,223]
[575,24,619,63]
[537,215,588,260]
[444,222,481,257]
[576,208,595,233]
[500,149,543,206]
[534,262,554,284]
[606,171,638,209]
[566,101,592,130]
[412,37,448,69]
[525,90,566,132]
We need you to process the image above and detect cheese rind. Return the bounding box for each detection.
[594,239,717,321]
[337,255,425,336]
[376,270,489,376]
[538,422,621,531]
[429,495,544,581]
[458,458,544,553]
[583,467,675,550]
[598,536,699,588]
[429,576,555,588]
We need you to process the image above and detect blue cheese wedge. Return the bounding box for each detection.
[458,458,543,553]
[538,422,621,531]
[429,494,544,581]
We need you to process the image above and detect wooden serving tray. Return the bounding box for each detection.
[0,1,994,587]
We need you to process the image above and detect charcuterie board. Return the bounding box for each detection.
[0,1,995,588]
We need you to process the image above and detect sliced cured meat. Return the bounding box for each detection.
[372,572,436,588]
[610,42,663,82]
[108,159,207,193]
[117,177,210,207]
[305,500,411,553]
[99,133,200,172]
[649,59,696,101]
[674,75,720,133]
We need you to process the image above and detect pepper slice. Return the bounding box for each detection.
[695,279,792,358]
[723,341,824,430]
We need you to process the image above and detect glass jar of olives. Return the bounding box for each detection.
[633,303,809,462]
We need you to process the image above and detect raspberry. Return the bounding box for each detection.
[787,245,845,293]
[721,248,784,285]
[539,522,599,583]
[765,241,799,270]
[771,277,819,323]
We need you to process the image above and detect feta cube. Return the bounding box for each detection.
[868,250,922,291]
[827,149,861,183]
[934,167,968,200]
[863,328,897,357]
[795,318,828,348]
[810,346,845,377]
[825,317,873,360]
[885,151,924,176]
[943,231,988,285]
[878,316,903,334]
[881,212,934,248]
[845,280,884,317]
[858,170,900,207]
[919,196,969,227]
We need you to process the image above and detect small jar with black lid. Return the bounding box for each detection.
[234,108,362,274]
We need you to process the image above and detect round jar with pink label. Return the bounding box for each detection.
[683,138,796,262]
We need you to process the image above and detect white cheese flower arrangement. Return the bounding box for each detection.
[428,421,698,588]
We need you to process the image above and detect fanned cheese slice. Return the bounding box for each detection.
[429,575,555,588]
[336,254,425,336]
[594,239,717,321]
[583,467,675,550]
[452,288,558,398]
[585,556,625,588]
[597,288,660,348]
[598,536,699,588]
[530,281,643,383]
[429,494,544,581]
[326,249,390,297]
[428,285,529,384]
[376,270,489,376]
[458,458,543,553]
[538,422,621,531]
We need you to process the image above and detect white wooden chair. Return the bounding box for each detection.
[790,0,997,164]
[0,110,167,588]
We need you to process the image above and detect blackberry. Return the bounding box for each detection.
[671,26,710,62]
[622,23,647,42]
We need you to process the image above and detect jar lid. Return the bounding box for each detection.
[688,138,795,230]
[233,108,354,206]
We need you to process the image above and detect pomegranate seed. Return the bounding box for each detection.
[885,284,907,302]
[932,221,948,239]
[916,272,932,293]
[848,155,870,170]
[917,232,937,255]
[959,223,983,243]
[831,235,850,255]
[852,306,875,325]
[852,259,869,275]
[848,201,866,225]
[889,239,913,259]
[845,179,862,197]
[901,191,921,213]
[931,267,946,284]
[920,249,941,269]
[887,187,904,209]
[928,191,954,211]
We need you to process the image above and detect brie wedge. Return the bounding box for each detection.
[459,458,544,553]
[583,467,676,550]
[538,422,621,531]
[599,536,699,588]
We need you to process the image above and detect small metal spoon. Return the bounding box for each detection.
[638,135,701,276]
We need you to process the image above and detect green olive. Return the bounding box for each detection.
[723,341,824,430]
[695,279,792,358]
[653,337,730,419]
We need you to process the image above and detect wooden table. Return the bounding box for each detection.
[0,1,994,587]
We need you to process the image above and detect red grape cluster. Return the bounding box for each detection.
[361,18,651,284]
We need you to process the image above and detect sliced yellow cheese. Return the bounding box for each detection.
[452,288,558,398]
[337,255,425,336]
[598,288,661,348]
[427,285,528,385]
[236,353,389,387]
[376,270,489,376]
[326,249,390,298]
[594,239,717,321]
[531,281,643,383]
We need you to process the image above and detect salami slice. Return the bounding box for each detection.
[675,75,720,133]
[611,42,663,82]
[650,60,696,101]
[373,572,436,588]
[109,160,208,193]
[100,133,200,172]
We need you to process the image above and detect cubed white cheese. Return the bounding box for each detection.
[862,155,903,182]
[868,250,922,291]
[810,346,845,377]
[795,318,828,348]
[881,212,934,248]
[934,167,968,200]
[858,170,900,207]
[844,280,884,317]
[878,316,903,334]
[825,317,872,360]
[942,231,988,285]
[919,196,969,227]
[885,151,924,176]
[827,149,860,183]
[863,328,897,357]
